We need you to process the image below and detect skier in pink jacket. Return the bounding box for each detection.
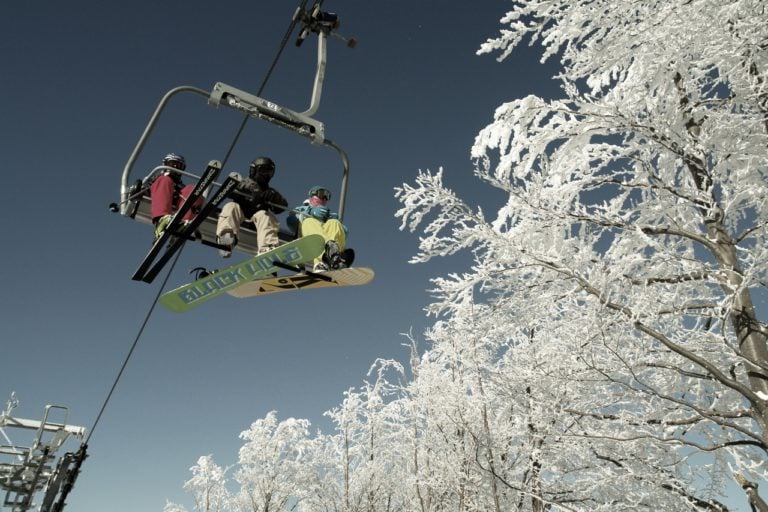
[149,153,203,240]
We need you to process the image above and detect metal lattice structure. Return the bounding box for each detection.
[0,395,86,512]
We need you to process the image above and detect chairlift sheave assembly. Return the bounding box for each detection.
[110,2,356,282]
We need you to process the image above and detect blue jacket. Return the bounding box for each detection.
[287,203,347,236]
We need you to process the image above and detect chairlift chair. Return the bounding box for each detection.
[111,5,353,256]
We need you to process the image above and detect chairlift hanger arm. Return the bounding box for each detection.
[118,7,353,224]
[119,29,333,213]
[208,20,332,136]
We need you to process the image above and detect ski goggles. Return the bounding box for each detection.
[309,187,331,201]
[164,159,186,170]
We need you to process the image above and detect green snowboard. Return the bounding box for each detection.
[159,234,325,312]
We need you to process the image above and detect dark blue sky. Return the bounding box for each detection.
[0,1,559,510]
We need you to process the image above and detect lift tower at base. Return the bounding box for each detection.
[0,395,86,512]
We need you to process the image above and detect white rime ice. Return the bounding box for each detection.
[168,1,768,510]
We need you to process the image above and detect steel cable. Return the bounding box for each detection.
[86,0,310,444]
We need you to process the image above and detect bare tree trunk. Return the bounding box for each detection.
[344,427,350,512]
[735,474,768,512]
[673,72,768,429]
[471,336,502,512]
[525,385,545,512]
[413,421,428,512]
[367,426,375,512]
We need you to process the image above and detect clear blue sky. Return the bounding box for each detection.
[0,1,558,510]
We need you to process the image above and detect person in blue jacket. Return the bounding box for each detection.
[287,186,354,272]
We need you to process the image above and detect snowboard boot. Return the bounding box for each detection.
[323,240,342,269]
[338,248,355,269]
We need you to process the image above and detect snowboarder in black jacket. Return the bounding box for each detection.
[215,157,288,258]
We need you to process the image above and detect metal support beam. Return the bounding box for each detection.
[0,417,85,440]
[208,82,326,144]
[0,398,86,512]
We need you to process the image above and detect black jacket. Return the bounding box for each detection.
[230,177,287,218]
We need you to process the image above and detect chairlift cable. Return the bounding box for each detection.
[85,246,185,445]
[88,0,311,444]
[220,0,310,169]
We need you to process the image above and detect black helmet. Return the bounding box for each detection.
[249,157,275,181]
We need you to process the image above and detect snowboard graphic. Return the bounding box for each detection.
[227,267,375,298]
[159,234,325,312]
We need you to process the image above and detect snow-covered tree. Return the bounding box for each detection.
[321,360,412,512]
[397,0,767,509]
[164,455,229,512]
[231,411,313,512]
[171,1,767,510]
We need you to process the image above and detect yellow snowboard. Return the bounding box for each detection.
[227,267,374,298]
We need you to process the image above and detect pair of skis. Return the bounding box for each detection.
[132,160,238,283]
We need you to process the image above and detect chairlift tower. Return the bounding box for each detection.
[0,395,86,512]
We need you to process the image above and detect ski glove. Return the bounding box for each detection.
[309,206,330,221]
[263,189,287,213]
